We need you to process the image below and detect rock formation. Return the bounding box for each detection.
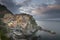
[0,4,13,40]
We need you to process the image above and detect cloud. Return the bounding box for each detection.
[0,0,32,8]
[0,0,15,7]
[55,0,60,4]
[13,0,32,6]
[0,0,32,14]
[31,4,60,21]
[32,5,60,15]
[0,0,56,14]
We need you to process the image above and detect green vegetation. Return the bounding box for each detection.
[0,4,10,40]
[0,19,10,40]
[0,5,7,11]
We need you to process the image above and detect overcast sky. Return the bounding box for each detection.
[0,0,60,21]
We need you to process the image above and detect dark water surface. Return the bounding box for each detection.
[36,20,60,40]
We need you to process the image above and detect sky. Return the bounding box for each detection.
[0,0,60,21]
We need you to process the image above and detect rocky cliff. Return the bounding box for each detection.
[0,4,13,40]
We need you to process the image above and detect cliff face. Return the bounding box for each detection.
[0,4,13,18]
[2,13,38,40]
[0,4,13,40]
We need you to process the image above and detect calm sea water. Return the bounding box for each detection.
[36,21,60,40]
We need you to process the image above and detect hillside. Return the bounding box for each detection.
[0,4,13,18]
[0,4,12,40]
